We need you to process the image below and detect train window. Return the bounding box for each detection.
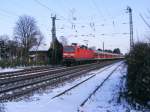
[64,46,75,52]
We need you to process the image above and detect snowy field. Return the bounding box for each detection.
[0,61,141,112]
[0,65,51,73]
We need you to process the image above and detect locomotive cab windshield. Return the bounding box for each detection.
[63,46,75,52]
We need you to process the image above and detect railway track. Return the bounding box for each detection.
[79,62,123,108]
[0,63,104,85]
[48,61,123,111]
[0,66,65,79]
[0,66,52,75]
[0,60,119,101]
[51,63,115,99]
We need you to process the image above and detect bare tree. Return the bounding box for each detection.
[59,36,68,46]
[14,15,44,64]
[0,35,9,60]
[0,35,9,43]
[35,31,44,51]
[0,35,20,61]
[34,31,44,64]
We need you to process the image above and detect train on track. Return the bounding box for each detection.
[63,44,123,66]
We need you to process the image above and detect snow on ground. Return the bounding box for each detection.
[0,65,54,73]
[81,63,128,112]
[0,61,137,112]
[0,68,23,73]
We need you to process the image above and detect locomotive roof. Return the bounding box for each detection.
[64,45,92,50]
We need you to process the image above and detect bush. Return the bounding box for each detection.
[126,42,150,105]
[0,58,49,68]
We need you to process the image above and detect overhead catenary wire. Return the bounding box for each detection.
[29,0,129,39]
[0,8,19,17]
[90,0,105,21]
[139,13,150,29]
[34,0,72,24]
[147,9,150,15]
[0,11,14,18]
[0,8,20,24]
[33,0,54,14]
[34,0,63,19]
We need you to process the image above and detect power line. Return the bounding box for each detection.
[147,9,150,15]
[34,0,53,13]
[91,0,105,21]
[0,8,19,23]
[33,0,128,40]
[34,0,69,22]
[0,11,13,18]
[140,13,150,29]
[0,8,18,17]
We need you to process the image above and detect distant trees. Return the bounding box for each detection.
[97,48,121,54]
[0,35,23,67]
[14,15,44,64]
[0,35,9,60]
[0,35,9,42]
[104,48,121,54]
[0,35,19,59]
[104,49,113,53]
[97,48,102,51]
[113,48,121,54]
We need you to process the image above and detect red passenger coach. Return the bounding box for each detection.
[94,50,123,60]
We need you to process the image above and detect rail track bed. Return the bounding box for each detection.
[0,60,120,101]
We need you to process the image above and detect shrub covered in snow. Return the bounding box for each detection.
[126,42,150,106]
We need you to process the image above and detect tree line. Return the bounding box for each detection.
[97,48,121,54]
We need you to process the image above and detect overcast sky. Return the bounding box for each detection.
[0,0,150,54]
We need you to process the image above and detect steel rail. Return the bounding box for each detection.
[80,62,123,107]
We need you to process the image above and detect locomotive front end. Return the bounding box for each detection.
[63,46,76,65]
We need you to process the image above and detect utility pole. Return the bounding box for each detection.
[103,41,105,58]
[84,40,88,47]
[102,42,104,52]
[51,15,57,42]
[51,15,57,64]
[127,6,134,51]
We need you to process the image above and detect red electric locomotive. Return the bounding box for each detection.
[63,44,95,65]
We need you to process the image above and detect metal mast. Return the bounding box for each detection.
[127,6,134,51]
[51,15,57,64]
[51,15,57,42]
